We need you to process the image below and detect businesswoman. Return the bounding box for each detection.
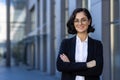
[56,8,103,80]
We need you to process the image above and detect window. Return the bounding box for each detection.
[30,6,35,31]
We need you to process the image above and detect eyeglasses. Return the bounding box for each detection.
[74,18,88,24]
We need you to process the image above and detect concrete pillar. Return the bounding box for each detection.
[34,0,39,69]
[110,0,120,80]
[40,0,47,72]
[6,0,11,67]
[102,0,111,80]
[55,0,67,78]
[46,0,55,75]
[42,0,47,72]
[36,0,40,70]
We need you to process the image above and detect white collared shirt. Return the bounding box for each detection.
[75,35,88,80]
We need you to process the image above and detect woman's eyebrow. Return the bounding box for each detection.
[75,17,87,20]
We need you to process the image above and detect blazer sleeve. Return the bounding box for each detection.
[75,41,103,76]
[56,39,88,72]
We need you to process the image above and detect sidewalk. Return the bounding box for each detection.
[0,58,60,80]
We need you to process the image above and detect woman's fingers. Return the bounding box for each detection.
[87,60,96,68]
[60,53,70,62]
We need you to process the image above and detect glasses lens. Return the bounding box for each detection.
[74,19,88,24]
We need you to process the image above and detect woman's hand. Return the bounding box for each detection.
[60,54,96,68]
[87,60,96,68]
[60,53,70,62]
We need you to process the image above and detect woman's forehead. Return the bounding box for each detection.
[75,12,87,18]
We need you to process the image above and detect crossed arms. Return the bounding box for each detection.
[56,39,103,76]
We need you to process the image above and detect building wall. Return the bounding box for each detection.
[20,0,120,80]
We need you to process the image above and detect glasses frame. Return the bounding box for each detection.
[74,18,88,24]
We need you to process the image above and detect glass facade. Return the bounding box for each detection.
[10,0,27,67]
[0,0,6,55]
[10,0,27,42]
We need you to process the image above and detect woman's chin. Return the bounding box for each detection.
[77,30,87,33]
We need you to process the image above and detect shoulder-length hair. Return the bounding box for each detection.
[67,8,95,34]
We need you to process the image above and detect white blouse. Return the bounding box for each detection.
[75,35,88,80]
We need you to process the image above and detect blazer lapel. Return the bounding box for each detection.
[87,37,94,61]
[70,36,76,62]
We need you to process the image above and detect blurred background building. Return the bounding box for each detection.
[1,0,120,80]
[0,0,7,58]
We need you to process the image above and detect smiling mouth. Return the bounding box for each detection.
[77,26,84,29]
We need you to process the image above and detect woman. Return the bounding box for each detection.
[56,8,103,80]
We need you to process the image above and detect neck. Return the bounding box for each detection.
[77,32,88,42]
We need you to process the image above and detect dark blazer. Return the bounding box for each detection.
[56,36,103,80]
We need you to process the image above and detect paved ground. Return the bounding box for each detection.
[0,58,60,80]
